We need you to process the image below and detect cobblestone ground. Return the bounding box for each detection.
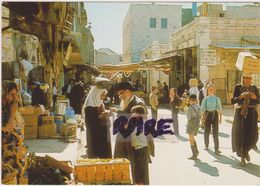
[77,106,260,185]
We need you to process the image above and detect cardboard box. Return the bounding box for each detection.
[47,123,56,137]
[39,124,56,138]
[38,125,48,138]
[39,116,54,125]
[19,106,35,115]
[24,125,38,139]
[236,53,260,73]
[23,115,38,126]
[242,57,260,73]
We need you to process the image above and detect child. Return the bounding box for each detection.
[186,94,200,160]
[200,83,222,155]
[130,105,150,185]
[169,88,183,136]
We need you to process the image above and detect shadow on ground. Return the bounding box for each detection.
[197,130,230,138]
[176,135,189,142]
[25,139,69,153]
[218,132,230,138]
[207,149,260,178]
[193,159,219,177]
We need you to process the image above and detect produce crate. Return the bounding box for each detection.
[39,115,54,125]
[74,158,131,184]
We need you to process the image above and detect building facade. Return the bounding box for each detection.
[169,14,260,103]
[122,3,182,64]
[95,48,121,66]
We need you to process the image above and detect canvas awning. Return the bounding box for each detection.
[97,63,141,73]
[211,44,260,49]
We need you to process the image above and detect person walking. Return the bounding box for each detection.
[83,85,112,158]
[186,94,200,160]
[169,88,183,136]
[70,75,85,114]
[231,72,259,166]
[163,82,169,104]
[149,86,158,121]
[200,83,222,155]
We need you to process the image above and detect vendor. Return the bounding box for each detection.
[2,81,27,184]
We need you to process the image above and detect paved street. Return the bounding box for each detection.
[27,106,260,185]
[146,107,260,185]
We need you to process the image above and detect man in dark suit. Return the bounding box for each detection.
[110,82,150,184]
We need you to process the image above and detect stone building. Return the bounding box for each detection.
[95,48,121,66]
[168,14,260,103]
[122,3,182,64]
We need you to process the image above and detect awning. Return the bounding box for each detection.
[97,63,141,73]
[242,36,260,44]
[211,44,260,49]
[98,56,174,74]
[66,64,101,77]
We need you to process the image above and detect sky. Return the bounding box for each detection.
[84,2,254,54]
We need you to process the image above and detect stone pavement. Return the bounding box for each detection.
[148,107,260,185]
[25,106,260,185]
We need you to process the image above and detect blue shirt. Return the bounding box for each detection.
[200,95,222,113]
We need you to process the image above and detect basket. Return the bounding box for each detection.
[74,158,131,184]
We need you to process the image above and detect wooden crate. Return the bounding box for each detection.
[74,158,131,184]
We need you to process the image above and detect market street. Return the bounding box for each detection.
[76,106,260,185]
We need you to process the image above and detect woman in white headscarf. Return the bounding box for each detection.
[83,85,112,158]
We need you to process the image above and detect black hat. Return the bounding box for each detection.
[115,82,133,92]
[189,94,197,100]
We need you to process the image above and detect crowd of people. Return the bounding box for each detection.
[2,72,259,184]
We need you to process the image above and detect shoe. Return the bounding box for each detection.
[240,158,246,167]
[245,153,250,162]
[188,146,198,160]
[215,149,221,155]
[188,155,197,160]
[194,142,199,156]
[204,146,209,150]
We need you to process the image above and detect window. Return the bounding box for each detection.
[161,18,168,28]
[150,18,156,28]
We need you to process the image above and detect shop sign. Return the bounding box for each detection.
[200,49,217,66]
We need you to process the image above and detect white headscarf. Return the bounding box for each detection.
[83,85,107,108]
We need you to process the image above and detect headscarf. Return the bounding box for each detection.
[2,81,18,106]
[83,85,107,108]
[2,81,18,125]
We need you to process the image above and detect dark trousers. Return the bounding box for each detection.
[151,108,158,121]
[133,147,149,185]
[172,109,179,135]
[204,110,219,150]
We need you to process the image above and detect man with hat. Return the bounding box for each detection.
[110,81,150,184]
[231,72,259,166]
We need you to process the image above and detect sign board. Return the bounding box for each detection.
[200,49,217,66]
